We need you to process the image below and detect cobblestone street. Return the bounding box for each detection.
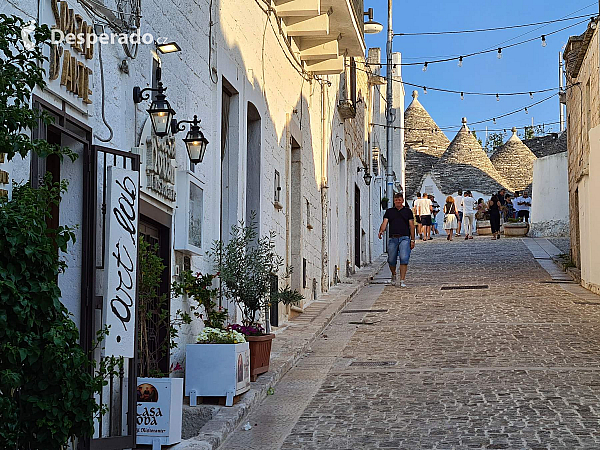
[220,236,600,449]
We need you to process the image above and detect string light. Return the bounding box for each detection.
[530,92,534,99]
[423,86,428,94]
[493,118,496,124]
[525,107,529,114]
[541,35,547,47]
[460,92,464,100]
[458,56,463,67]
[497,48,502,59]
[496,94,500,101]
[423,62,428,72]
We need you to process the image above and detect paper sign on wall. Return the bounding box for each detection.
[103,166,139,358]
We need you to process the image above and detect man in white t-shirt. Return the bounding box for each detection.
[417,193,433,240]
[461,191,476,239]
[518,191,532,222]
[454,190,464,236]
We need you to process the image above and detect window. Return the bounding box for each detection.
[188,182,203,248]
[274,170,281,202]
[306,199,312,229]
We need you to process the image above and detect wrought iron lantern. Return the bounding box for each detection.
[133,68,175,137]
[172,115,209,164]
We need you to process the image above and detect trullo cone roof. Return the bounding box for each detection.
[431,118,511,195]
[491,128,537,191]
[404,90,449,157]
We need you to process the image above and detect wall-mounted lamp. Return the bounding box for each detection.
[357,166,373,186]
[364,8,383,34]
[171,115,209,164]
[156,41,182,54]
[133,67,175,137]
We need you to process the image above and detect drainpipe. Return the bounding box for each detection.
[321,79,329,293]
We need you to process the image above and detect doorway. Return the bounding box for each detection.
[355,184,361,268]
[139,217,171,375]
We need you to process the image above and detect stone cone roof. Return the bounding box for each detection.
[404,148,439,199]
[404,90,449,157]
[490,128,537,192]
[431,118,511,195]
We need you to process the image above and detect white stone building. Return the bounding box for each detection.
[1,0,383,445]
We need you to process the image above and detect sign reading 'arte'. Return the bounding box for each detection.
[47,0,93,104]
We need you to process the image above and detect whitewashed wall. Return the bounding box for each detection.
[530,152,569,237]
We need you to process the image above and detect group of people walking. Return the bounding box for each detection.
[377,189,532,287]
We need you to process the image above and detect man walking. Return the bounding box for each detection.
[454,189,464,236]
[417,192,433,240]
[412,193,423,240]
[379,193,416,287]
[462,190,476,239]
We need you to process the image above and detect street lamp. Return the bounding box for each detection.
[364,8,383,34]
[357,166,373,186]
[133,68,175,137]
[172,115,209,164]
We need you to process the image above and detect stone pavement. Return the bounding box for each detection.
[170,257,386,450]
[219,235,600,449]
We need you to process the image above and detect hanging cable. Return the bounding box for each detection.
[393,13,593,36]
[367,17,593,66]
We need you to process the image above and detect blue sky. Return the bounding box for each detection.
[364,0,598,144]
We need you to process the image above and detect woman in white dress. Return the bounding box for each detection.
[443,196,458,241]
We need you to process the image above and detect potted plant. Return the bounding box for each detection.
[184,327,250,407]
[209,218,302,381]
[503,218,529,237]
[381,196,389,210]
[171,269,250,407]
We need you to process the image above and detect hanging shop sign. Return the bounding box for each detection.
[103,166,139,358]
[137,119,177,208]
[43,0,94,106]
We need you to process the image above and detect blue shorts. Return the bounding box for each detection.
[458,211,463,222]
[388,236,411,266]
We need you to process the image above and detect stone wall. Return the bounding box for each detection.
[565,27,600,267]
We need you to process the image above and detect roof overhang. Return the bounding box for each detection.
[273,0,366,75]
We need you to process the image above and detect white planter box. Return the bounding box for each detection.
[185,342,250,407]
[136,377,183,449]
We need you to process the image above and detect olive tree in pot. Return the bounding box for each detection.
[210,218,302,381]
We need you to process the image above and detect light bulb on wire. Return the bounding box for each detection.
[493,118,496,124]
[525,107,528,114]
[458,56,463,67]
[460,92,464,100]
[496,94,500,101]
[541,35,547,47]
[423,62,428,72]
[529,92,533,99]
[497,48,502,59]
[423,86,427,94]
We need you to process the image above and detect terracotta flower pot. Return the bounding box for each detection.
[246,334,275,381]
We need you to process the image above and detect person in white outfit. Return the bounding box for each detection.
[461,190,476,239]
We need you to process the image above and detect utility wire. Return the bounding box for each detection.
[371,120,562,133]
[368,17,593,66]
[355,65,561,97]
[394,13,593,36]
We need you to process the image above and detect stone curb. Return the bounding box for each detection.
[170,256,387,450]
[551,255,581,283]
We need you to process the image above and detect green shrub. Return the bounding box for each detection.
[0,181,103,449]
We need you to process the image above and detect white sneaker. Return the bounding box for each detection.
[390,274,396,286]
[400,280,407,288]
